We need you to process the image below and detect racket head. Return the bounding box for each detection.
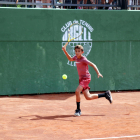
[68,23,83,42]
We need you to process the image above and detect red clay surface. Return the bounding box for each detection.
[0,91,140,140]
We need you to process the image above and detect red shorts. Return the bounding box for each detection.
[79,78,91,92]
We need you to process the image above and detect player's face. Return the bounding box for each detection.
[75,49,84,58]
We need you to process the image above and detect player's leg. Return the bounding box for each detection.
[83,89,98,100]
[74,85,83,116]
[83,89,113,104]
[75,85,83,102]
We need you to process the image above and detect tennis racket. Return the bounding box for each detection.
[68,23,83,42]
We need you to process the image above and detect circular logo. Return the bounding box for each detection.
[61,19,94,66]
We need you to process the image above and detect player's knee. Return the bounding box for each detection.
[85,95,91,100]
[75,89,80,95]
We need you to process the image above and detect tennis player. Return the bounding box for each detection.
[62,42,113,116]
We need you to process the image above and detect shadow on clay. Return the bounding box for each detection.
[19,114,105,121]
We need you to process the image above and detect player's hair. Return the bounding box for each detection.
[74,45,84,52]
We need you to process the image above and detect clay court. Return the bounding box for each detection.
[0,91,140,140]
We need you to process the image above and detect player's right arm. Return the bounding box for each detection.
[62,42,74,61]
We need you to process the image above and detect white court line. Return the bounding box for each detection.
[81,135,140,140]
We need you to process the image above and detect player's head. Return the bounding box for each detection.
[74,45,84,57]
[74,45,84,52]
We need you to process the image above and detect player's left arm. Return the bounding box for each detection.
[88,61,103,78]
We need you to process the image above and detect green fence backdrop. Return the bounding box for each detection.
[0,8,140,95]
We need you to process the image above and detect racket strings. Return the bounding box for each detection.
[68,23,83,42]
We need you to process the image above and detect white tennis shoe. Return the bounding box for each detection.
[74,109,81,116]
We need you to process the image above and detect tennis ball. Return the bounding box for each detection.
[62,74,67,80]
